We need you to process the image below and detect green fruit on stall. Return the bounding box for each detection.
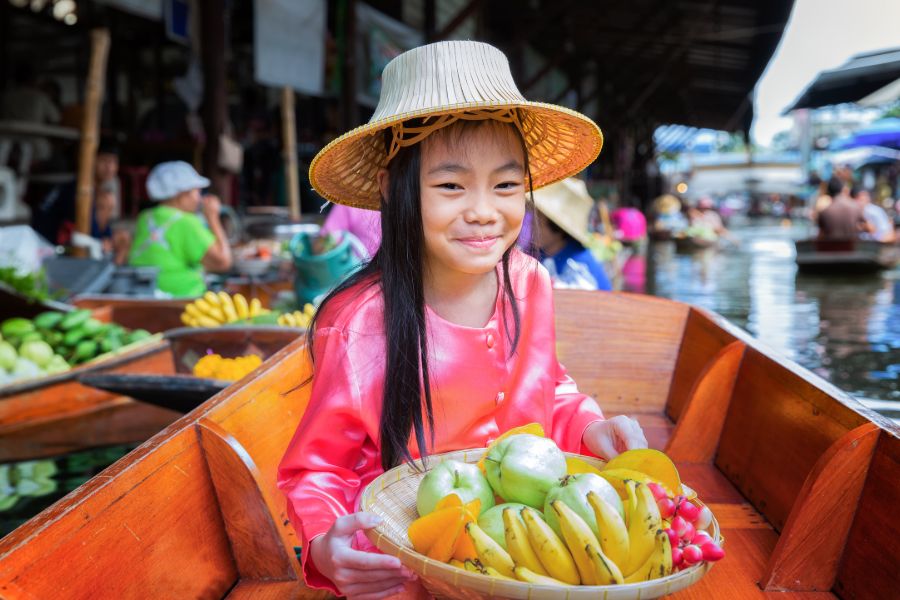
[1,317,34,339]
[33,311,64,330]
[18,340,55,369]
[59,309,91,331]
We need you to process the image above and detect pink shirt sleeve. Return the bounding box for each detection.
[550,360,606,456]
[277,326,375,593]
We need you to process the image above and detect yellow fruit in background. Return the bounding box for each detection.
[602,448,682,496]
[599,468,669,500]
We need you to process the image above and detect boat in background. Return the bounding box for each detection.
[0,289,896,599]
[795,239,900,274]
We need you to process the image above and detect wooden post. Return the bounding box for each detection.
[75,28,111,237]
[200,0,227,197]
[281,87,300,221]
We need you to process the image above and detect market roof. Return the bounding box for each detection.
[477,0,795,134]
[785,47,900,112]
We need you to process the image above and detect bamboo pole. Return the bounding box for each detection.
[281,86,300,221]
[75,28,110,237]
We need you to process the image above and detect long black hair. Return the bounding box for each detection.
[306,117,535,471]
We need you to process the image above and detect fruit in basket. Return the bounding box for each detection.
[483,434,566,509]
[408,495,480,561]
[466,522,516,578]
[623,480,663,576]
[551,499,603,584]
[565,456,605,476]
[417,459,494,517]
[603,448,682,496]
[587,491,630,569]
[543,473,622,539]
[476,422,545,472]
[476,502,529,549]
[623,530,673,583]
[502,507,547,576]
[520,506,581,584]
[18,340,54,368]
[513,566,572,586]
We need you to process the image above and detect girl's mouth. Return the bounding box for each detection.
[457,235,500,249]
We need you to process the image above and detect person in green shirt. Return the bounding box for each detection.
[129,161,232,297]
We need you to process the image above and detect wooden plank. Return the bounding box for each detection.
[554,290,689,414]
[833,434,900,600]
[197,418,300,581]
[281,87,300,220]
[666,308,737,422]
[73,296,189,333]
[715,347,869,532]
[761,423,880,591]
[666,341,746,463]
[0,429,237,599]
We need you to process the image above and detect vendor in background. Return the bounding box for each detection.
[320,203,382,258]
[854,187,895,243]
[532,178,612,291]
[129,161,232,297]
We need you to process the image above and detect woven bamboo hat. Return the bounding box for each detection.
[532,177,595,248]
[309,41,603,210]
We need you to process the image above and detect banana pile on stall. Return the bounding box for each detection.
[180,292,268,327]
[276,303,316,329]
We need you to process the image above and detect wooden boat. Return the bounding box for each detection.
[795,239,900,274]
[71,295,189,333]
[0,289,897,599]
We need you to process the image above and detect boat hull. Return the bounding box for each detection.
[795,239,900,274]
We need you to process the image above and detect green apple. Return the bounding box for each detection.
[476,502,530,549]
[543,473,623,538]
[484,433,566,509]
[416,459,495,517]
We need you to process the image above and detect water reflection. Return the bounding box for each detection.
[645,220,899,411]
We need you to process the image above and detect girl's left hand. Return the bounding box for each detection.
[583,416,648,459]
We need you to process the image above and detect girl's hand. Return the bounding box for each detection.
[309,512,416,599]
[583,416,648,460]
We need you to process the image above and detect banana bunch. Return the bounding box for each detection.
[461,482,673,586]
[181,292,266,328]
[277,303,316,329]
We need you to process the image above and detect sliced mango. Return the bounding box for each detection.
[435,493,463,511]
[409,506,465,554]
[598,467,668,500]
[427,510,466,562]
[602,448,682,496]
[566,456,606,476]
[477,422,545,473]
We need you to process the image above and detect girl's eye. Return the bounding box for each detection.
[438,183,462,190]
[496,181,522,190]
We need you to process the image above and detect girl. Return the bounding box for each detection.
[278,41,647,600]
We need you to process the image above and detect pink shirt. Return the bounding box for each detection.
[277,250,605,592]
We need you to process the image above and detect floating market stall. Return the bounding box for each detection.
[0,289,895,598]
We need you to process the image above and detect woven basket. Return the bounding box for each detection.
[361,449,720,600]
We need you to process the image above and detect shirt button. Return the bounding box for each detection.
[486,333,495,348]
[495,392,504,405]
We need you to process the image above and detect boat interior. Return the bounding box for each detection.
[0,289,896,599]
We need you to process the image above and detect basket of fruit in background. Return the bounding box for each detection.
[361,424,723,600]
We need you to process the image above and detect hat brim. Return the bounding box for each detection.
[149,174,212,201]
[309,101,603,210]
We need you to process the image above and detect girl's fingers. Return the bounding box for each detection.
[347,584,407,600]
[337,547,405,571]
[341,578,409,598]
[336,568,413,585]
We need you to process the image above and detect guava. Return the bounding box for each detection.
[484,433,566,508]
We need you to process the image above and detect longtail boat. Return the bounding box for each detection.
[0,289,897,599]
[795,239,900,274]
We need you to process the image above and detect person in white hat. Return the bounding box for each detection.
[128,161,232,297]
[532,178,612,291]
[277,41,647,598]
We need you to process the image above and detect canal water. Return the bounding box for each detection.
[639,218,899,416]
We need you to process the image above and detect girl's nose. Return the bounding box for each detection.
[464,190,497,223]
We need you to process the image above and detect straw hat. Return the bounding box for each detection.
[532,177,594,248]
[309,41,603,210]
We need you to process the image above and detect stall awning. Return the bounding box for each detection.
[786,47,900,112]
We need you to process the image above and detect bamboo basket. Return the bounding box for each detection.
[361,448,721,600]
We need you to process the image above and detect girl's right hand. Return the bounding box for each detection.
[310,512,416,600]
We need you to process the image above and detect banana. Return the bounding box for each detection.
[586,542,625,585]
[520,507,581,585]
[587,491,630,570]
[624,480,662,577]
[623,530,672,583]
[203,291,221,307]
[513,566,572,586]
[303,303,316,316]
[466,522,516,578]
[180,313,193,326]
[195,315,221,328]
[218,292,238,322]
[483,566,516,581]
[194,298,214,315]
[463,559,486,574]
[278,313,296,327]
[551,500,601,585]
[233,293,250,320]
[249,298,263,317]
[185,303,203,319]
[503,507,548,576]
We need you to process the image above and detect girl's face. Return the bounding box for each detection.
[418,123,526,279]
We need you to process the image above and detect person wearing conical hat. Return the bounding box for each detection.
[278,41,647,597]
[533,177,612,291]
